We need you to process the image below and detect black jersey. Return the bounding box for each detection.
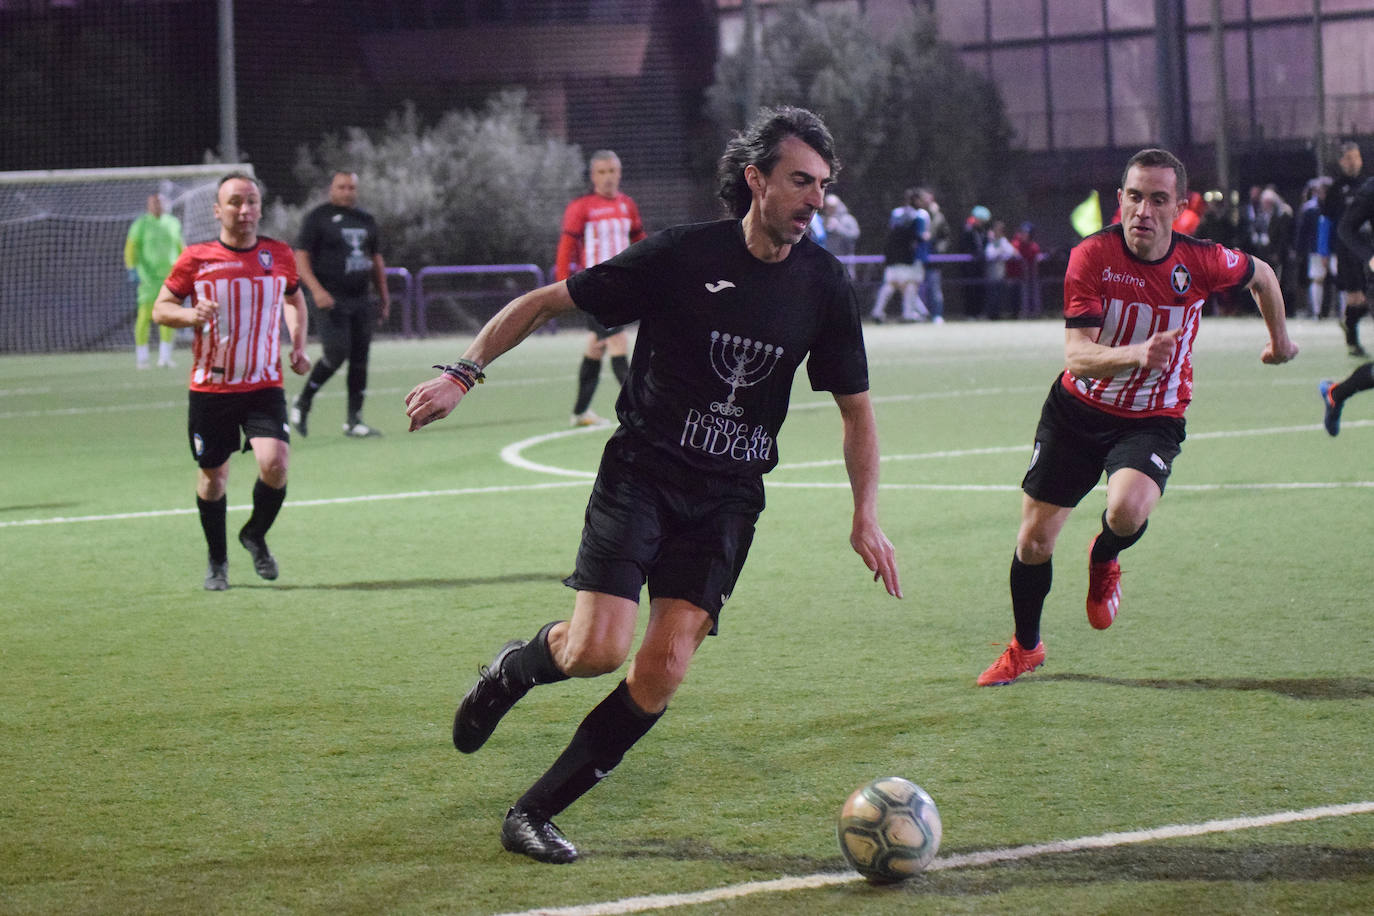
[566,219,869,478]
[1337,176,1374,269]
[296,203,381,298]
[1322,171,1365,256]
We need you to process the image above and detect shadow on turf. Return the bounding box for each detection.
[600,841,1374,892]
[0,501,81,513]
[244,572,564,591]
[614,837,837,874]
[895,843,1374,896]
[1039,672,1374,700]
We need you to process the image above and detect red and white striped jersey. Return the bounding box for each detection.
[554,191,645,281]
[164,238,300,394]
[1061,225,1253,418]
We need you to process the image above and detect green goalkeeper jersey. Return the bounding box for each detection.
[124,213,184,286]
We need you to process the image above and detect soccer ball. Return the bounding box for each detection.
[837,776,942,884]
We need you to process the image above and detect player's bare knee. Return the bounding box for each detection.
[1016,537,1054,566]
[624,665,684,714]
[1104,504,1148,538]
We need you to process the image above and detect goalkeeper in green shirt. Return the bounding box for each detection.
[124,194,184,368]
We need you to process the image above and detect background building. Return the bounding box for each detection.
[2,0,1372,253]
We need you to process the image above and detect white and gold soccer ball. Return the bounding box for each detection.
[837,776,942,883]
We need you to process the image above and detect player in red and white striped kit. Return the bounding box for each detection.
[979,148,1299,686]
[554,150,645,426]
[153,173,312,591]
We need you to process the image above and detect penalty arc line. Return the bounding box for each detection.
[6,420,1373,530]
[493,800,1374,916]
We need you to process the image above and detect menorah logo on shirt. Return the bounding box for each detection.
[708,330,783,417]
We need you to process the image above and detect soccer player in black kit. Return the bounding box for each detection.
[291,171,392,437]
[404,106,903,864]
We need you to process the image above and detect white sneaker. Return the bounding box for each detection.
[156,358,176,368]
[570,410,605,427]
[343,421,382,438]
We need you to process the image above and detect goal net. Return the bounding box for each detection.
[0,164,251,354]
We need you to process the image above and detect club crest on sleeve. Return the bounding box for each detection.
[258,248,274,270]
[1170,263,1191,295]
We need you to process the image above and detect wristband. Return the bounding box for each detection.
[433,359,485,392]
[439,372,470,393]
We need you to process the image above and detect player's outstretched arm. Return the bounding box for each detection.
[405,281,577,431]
[1245,258,1299,365]
[834,391,902,598]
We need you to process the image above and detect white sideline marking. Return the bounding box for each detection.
[0,481,591,529]
[493,801,1374,916]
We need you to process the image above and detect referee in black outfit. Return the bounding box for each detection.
[404,106,903,864]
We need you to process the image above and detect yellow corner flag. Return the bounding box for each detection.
[1071,189,1102,238]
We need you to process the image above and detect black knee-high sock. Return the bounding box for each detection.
[197,495,228,563]
[572,357,601,415]
[515,679,662,820]
[1010,553,1052,649]
[346,359,368,422]
[1091,510,1147,563]
[241,479,286,539]
[609,354,629,385]
[1332,362,1374,404]
[505,621,572,689]
[1344,305,1368,345]
[298,359,335,407]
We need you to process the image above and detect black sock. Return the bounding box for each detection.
[506,621,571,689]
[347,361,368,421]
[1091,510,1147,563]
[1332,362,1374,404]
[241,479,285,540]
[299,361,334,406]
[197,495,228,564]
[572,357,600,415]
[1344,305,1368,345]
[1010,553,1051,649]
[515,680,661,820]
[610,354,629,385]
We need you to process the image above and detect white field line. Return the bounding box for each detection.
[5,418,1374,529]
[0,481,592,528]
[492,801,1374,916]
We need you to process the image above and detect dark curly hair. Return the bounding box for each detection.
[716,106,839,219]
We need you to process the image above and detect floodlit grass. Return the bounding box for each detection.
[2,317,1371,915]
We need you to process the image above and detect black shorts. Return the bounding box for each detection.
[586,315,627,340]
[187,388,290,468]
[562,432,765,633]
[316,294,374,362]
[1334,244,1368,293]
[1021,380,1186,508]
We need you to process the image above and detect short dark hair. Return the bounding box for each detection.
[1122,148,1187,199]
[218,171,263,197]
[716,106,838,219]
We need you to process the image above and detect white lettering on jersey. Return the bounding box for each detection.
[341,227,370,273]
[192,274,287,387]
[677,330,784,464]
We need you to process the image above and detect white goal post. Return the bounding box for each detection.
[0,164,252,354]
